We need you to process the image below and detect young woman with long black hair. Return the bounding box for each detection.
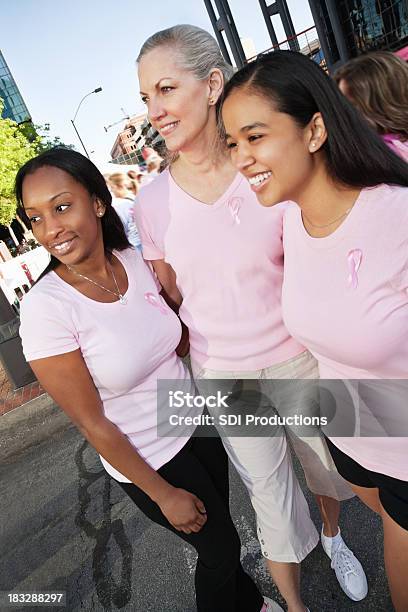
[222,50,408,612]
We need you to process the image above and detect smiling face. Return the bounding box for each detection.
[138,46,214,152]
[22,166,104,265]
[222,88,318,206]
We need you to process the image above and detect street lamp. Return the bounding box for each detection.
[71,87,102,158]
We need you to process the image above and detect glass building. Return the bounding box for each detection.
[308,0,408,69]
[339,0,408,55]
[0,50,31,124]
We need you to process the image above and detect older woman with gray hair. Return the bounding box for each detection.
[134,24,367,611]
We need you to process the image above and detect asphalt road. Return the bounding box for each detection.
[0,399,393,611]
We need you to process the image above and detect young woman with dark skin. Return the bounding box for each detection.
[15,147,267,612]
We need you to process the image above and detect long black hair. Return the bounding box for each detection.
[222,50,408,189]
[15,147,131,276]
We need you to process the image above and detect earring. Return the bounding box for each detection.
[97,211,104,217]
[209,98,214,105]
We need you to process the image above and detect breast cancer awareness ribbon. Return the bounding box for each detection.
[228,197,242,225]
[347,249,362,289]
[144,292,169,314]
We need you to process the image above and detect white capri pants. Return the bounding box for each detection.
[262,351,354,501]
[191,350,335,562]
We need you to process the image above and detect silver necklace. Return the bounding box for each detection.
[302,207,352,229]
[66,261,127,305]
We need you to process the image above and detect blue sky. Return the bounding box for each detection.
[1,0,314,163]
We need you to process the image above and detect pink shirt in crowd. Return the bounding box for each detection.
[282,184,408,480]
[19,248,192,481]
[134,169,304,371]
[382,134,408,162]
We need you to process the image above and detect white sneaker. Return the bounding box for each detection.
[263,596,284,612]
[321,528,368,601]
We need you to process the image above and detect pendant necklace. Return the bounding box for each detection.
[66,261,127,305]
[302,207,352,229]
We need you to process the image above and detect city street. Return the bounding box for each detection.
[0,399,392,611]
[1,2,407,611]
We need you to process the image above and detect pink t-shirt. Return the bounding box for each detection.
[382,134,408,162]
[134,169,303,371]
[19,248,192,481]
[282,184,408,480]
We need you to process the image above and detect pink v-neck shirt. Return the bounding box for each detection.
[19,249,191,481]
[134,169,304,370]
[282,184,408,480]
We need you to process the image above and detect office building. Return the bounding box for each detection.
[110,113,146,164]
[308,0,408,69]
[0,50,31,124]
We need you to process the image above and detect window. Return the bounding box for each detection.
[338,0,408,56]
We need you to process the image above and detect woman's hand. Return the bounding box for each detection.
[28,351,200,512]
[29,352,205,535]
[157,487,207,534]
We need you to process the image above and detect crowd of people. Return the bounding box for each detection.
[101,147,163,250]
[15,23,407,612]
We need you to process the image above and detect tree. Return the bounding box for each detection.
[0,99,39,226]
[18,121,75,154]
[0,99,74,227]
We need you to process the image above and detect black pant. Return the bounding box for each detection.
[117,436,263,612]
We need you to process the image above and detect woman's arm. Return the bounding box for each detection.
[29,349,205,533]
[152,259,182,308]
[151,259,189,357]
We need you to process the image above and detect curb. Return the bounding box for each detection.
[0,394,72,461]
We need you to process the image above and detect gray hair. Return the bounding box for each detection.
[137,24,234,85]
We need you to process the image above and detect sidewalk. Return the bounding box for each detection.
[0,393,389,611]
[0,361,45,417]
[0,359,391,610]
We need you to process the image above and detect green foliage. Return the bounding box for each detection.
[16,120,39,144]
[0,99,40,225]
[0,99,74,226]
[23,122,75,154]
[18,121,75,154]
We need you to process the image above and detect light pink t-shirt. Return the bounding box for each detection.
[382,135,408,162]
[134,169,303,371]
[282,184,408,480]
[19,248,191,482]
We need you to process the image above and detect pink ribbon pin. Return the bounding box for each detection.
[144,292,169,314]
[347,249,362,289]
[228,197,242,225]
